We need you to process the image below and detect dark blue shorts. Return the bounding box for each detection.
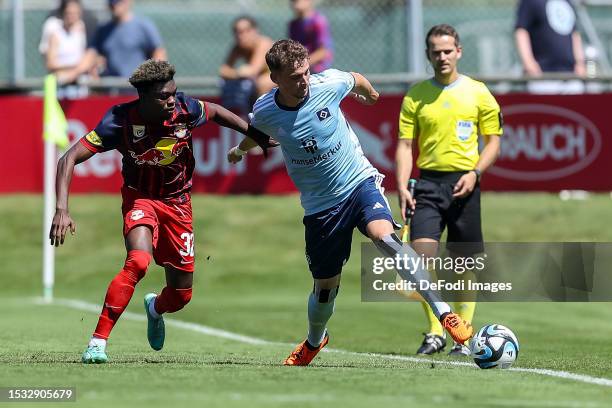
[303,176,399,279]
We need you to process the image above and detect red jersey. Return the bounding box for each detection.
[80,92,208,198]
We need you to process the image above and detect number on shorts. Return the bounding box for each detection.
[179,232,194,257]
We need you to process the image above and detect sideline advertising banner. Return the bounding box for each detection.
[1,93,610,193]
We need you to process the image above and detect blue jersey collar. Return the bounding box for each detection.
[274,89,310,111]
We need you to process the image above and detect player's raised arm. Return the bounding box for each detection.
[204,102,276,162]
[349,72,379,105]
[228,124,279,163]
[50,141,95,246]
[202,102,253,163]
[227,136,259,164]
[205,102,249,134]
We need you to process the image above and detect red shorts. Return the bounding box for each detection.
[121,187,195,272]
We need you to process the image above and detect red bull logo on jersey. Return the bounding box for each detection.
[130,139,190,166]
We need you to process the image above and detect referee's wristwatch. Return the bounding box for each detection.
[471,168,482,184]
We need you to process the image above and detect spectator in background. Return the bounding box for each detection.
[65,0,166,81]
[39,0,97,58]
[288,0,333,73]
[515,0,586,93]
[219,16,274,115]
[39,0,92,98]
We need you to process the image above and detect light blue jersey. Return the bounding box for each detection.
[251,69,379,215]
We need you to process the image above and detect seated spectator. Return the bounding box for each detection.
[288,0,333,73]
[64,0,166,82]
[39,0,91,98]
[39,0,97,58]
[43,1,86,76]
[219,16,274,115]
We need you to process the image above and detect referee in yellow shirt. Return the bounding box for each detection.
[395,24,502,356]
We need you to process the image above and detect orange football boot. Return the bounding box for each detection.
[441,312,473,345]
[283,333,329,366]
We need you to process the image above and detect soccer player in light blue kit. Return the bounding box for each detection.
[228,39,473,366]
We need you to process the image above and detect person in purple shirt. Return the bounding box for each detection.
[288,0,333,73]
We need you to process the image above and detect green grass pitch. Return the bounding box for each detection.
[1,193,611,407]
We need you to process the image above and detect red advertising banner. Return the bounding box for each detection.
[1,93,610,193]
[482,94,609,191]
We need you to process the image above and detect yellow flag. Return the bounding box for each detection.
[43,74,68,148]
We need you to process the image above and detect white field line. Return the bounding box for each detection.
[34,297,612,388]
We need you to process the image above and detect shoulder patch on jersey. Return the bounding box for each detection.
[132,125,146,140]
[85,131,102,146]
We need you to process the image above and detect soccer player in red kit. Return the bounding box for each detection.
[49,59,273,363]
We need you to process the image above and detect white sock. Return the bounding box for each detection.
[433,302,451,318]
[375,234,452,319]
[148,296,160,319]
[307,291,335,347]
[89,337,107,348]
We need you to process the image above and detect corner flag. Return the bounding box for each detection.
[43,74,68,148]
[42,74,69,303]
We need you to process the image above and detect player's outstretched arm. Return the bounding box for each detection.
[228,124,279,163]
[227,136,259,164]
[50,142,95,247]
[206,102,250,135]
[349,72,379,105]
[205,102,276,162]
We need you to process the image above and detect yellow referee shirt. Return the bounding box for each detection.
[398,75,503,171]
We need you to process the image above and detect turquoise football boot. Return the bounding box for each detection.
[144,293,165,351]
[82,344,108,364]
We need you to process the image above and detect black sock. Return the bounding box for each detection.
[439,311,450,323]
[304,340,318,350]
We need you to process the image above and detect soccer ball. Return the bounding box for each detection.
[470,324,519,369]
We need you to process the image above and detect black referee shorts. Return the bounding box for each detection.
[409,169,484,255]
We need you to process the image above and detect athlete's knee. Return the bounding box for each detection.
[413,239,439,259]
[159,286,192,313]
[122,250,151,282]
[366,219,395,241]
[373,233,404,256]
[313,285,340,303]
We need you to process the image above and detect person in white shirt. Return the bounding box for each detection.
[40,0,93,97]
